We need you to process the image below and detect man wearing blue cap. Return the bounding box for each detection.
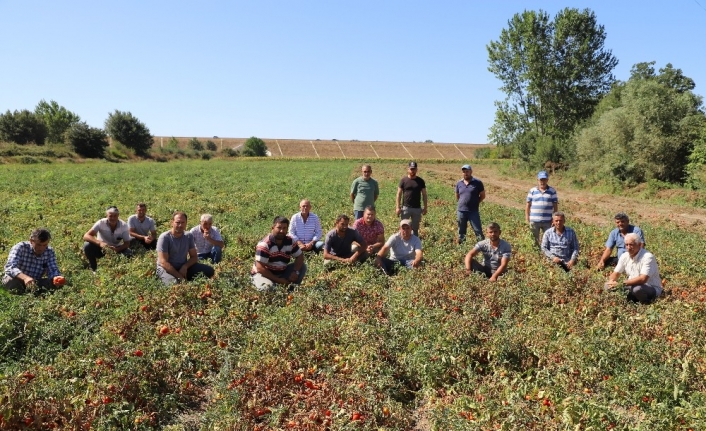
[525,171,558,248]
[455,164,485,243]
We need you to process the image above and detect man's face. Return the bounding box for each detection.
[462,169,472,180]
[625,239,640,257]
[272,222,288,240]
[553,215,565,230]
[538,178,548,188]
[408,167,417,178]
[136,206,146,218]
[363,209,376,225]
[300,201,311,215]
[171,215,187,234]
[362,166,372,179]
[200,219,212,232]
[335,219,349,234]
[486,227,500,241]
[107,212,119,225]
[30,239,50,256]
[615,217,629,232]
[399,224,412,239]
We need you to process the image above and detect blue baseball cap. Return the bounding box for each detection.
[537,171,549,179]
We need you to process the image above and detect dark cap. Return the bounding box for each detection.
[408,161,418,169]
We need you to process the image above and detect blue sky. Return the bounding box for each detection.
[1,1,705,144]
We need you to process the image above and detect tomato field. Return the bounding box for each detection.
[1,159,706,430]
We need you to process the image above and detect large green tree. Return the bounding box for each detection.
[242,136,268,157]
[104,110,153,155]
[34,100,80,145]
[67,122,108,158]
[0,109,48,145]
[487,8,618,162]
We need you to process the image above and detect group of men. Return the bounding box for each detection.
[2,162,662,303]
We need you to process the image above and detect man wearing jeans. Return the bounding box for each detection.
[396,161,427,237]
[541,212,579,271]
[604,233,661,303]
[526,170,558,248]
[252,216,307,291]
[455,164,485,243]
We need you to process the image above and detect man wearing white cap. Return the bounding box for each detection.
[455,164,485,244]
[375,219,423,275]
[526,170,558,248]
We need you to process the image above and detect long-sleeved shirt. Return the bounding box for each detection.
[541,226,579,263]
[288,212,323,243]
[4,241,61,279]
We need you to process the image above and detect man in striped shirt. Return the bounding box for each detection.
[289,199,324,253]
[541,212,579,271]
[525,170,558,248]
[252,216,307,291]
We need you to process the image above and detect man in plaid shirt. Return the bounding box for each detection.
[541,212,580,271]
[3,228,62,293]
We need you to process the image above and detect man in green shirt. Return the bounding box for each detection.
[350,164,379,219]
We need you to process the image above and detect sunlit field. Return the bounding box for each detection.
[1,159,705,430]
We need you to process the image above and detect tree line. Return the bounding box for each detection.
[487,7,706,188]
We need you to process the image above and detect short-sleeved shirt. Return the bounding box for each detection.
[526,186,558,223]
[456,177,485,212]
[614,248,662,296]
[384,232,422,261]
[127,215,157,237]
[157,231,196,269]
[288,212,323,243]
[605,225,645,258]
[91,218,132,247]
[252,234,302,275]
[351,218,384,246]
[398,176,426,208]
[189,225,223,254]
[350,177,379,211]
[541,226,579,263]
[324,228,365,258]
[472,239,512,273]
[4,241,61,279]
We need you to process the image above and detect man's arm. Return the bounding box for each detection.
[421,188,428,215]
[255,261,288,285]
[129,227,149,241]
[490,257,509,282]
[479,190,486,204]
[464,247,480,275]
[395,187,403,215]
[411,249,423,268]
[597,247,613,269]
[83,228,102,247]
[158,251,183,280]
[567,231,579,268]
[204,229,225,249]
[525,201,531,223]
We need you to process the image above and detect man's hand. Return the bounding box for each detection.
[23,277,36,287]
[178,266,188,279]
[203,230,211,240]
[286,271,299,283]
[552,256,562,264]
[567,260,575,270]
[395,207,401,216]
[145,235,154,244]
[422,207,427,215]
[411,259,422,268]
[596,260,605,270]
[489,274,499,282]
[299,242,312,252]
[604,280,619,290]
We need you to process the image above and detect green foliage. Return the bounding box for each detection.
[242,136,268,157]
[0,109,48,145]
[166,136,179,149]
[66,121,108,158]
[104,110,154,156]
[206,140,217,151]
[221,147,240,157]
[34,100,80,145]
[188,137,204,151]
[424,139,434,143]
[487,8,618,160]
[686,125,706,189]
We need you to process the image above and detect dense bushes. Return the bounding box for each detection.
[0,110,47,145]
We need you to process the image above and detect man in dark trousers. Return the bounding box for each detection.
[395,161,427,236]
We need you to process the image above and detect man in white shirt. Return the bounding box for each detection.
[82,206,133,272]
[189,214,225,263]
[605,233,662,303]
[288,199,324,253]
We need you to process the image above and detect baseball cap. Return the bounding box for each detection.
[461,164,471,171]
[408,161,418,169]
[400,219,412,227]
[537,171,549,179]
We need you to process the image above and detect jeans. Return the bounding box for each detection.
[83,241,134,271]
[378,257,415,276]
[251,263,308,291]
[457,210,483,243]
[470,260,492,278]
[197,246,222,264]
[353,210,364,220]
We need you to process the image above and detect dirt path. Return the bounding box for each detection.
[425,164,706,236]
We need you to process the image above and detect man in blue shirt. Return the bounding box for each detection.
[3,228,63,293]
[541,212,580,272]
[526,170,559,248]
[455,164,485,244]
[597,212,645,269]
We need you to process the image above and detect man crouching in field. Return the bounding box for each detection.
[251,216,307,291]
[156,212,215,285]
[604,233,662,304]
[375,219,423,275]
[464,222,511,282]
[3,228,65,294]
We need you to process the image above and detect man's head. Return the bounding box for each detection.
[461,164,472,180]
[407,161,418,178]
[136,203,147,218]
[335,214,350,234]
[399,219,413,239]
[271,216,290,240]
[200,214,214,231]
[614,212,630,232]
[363,205,377,225]
[486,222,501,242]
[299,199,312,216]
[552,211,566,230]
[537,170,549,188]
[624,232,643,257]
[106,206,120,224]
[29,228,51,256]
[361,164,372,180]
[171,211,188,234]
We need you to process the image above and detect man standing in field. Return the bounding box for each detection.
[597,213,646,269]
[190,214,225,263]
[604,233,661,303]
[350,164,379,220]
[455,164,485,243]
[82,206,133,272]
[156,211,215,285]
[396,161,427,236]
[323,214,367,266]
[526,170,558,248]
[289,199,324,253]
[252,216,307,291]
[464,222,511,282]
[541,212,579,271]
[128,203,157,250]
[3,228,64,294]
[376,219,423,275]
[352,205,385,255]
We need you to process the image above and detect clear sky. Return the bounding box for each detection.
[1,1,705,144]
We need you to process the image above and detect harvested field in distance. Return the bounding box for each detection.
[152,137,491,159]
